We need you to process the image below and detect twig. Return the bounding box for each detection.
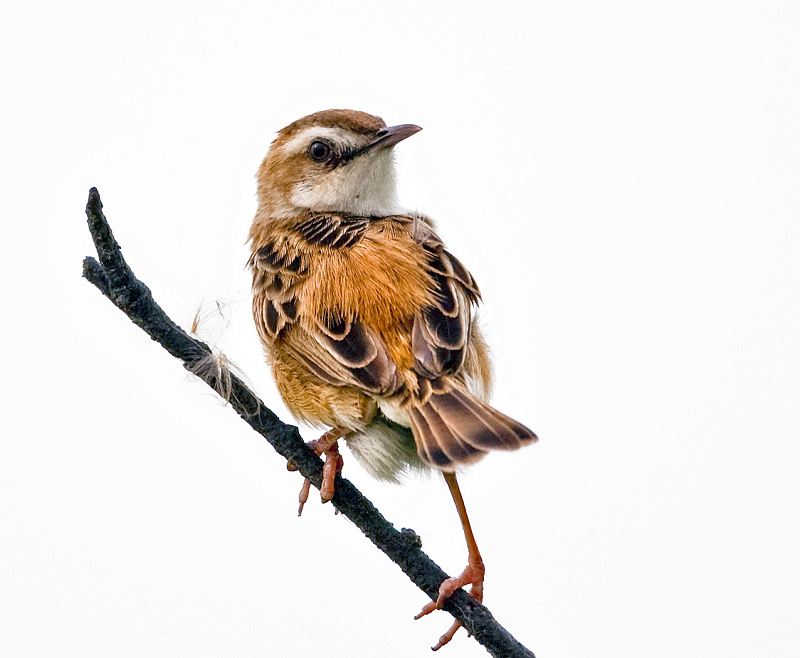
[81,187,535,658]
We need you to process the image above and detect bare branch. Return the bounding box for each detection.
[81,187,535,658]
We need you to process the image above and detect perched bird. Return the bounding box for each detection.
[248,109,537,650]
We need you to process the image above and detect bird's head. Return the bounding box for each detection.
[255,109,421,218]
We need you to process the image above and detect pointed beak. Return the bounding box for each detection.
[367,123,422,151]
[342,124,422,165]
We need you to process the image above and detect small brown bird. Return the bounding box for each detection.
[248,109,537,650]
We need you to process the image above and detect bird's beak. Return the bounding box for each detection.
[344,124,422,164]
[366,124,422,151]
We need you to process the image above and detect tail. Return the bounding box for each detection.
[409,383,537,471]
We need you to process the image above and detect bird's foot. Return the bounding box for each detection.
[414,557,485,651]
[288,428,345,516]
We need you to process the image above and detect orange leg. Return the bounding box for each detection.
[415,472,485,650]
[289,428,347,516]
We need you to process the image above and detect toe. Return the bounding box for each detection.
[432,621,461,651]
[297,478,312,516]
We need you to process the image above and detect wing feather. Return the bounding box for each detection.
[251,218,400,396]
[412,231,477,378]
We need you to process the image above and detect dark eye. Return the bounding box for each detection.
[308,140,333,163]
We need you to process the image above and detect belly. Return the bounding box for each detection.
[376,396,411,427]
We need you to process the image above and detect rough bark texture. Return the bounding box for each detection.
[81,187,535,658]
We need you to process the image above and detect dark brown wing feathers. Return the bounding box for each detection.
[296,214,370,248]
[411,237,478,378]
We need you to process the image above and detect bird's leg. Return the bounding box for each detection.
[288,427,348,515]
[415,471,485,651]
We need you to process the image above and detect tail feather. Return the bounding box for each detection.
[415,401,486,465]
[409,385,537,471]
[447,388,525,450]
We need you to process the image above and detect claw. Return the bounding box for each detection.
[320,442,343,502]
[293,428,348,516]
[415,563,484,650]
[297,478,312,516]
[415,560,485,618]
[432,621,461,651]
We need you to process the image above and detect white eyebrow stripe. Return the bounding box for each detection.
[279,126,361,155]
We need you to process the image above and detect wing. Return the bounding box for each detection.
[251,216,400,396]
[411,227,481,379]
[295,213,370,248]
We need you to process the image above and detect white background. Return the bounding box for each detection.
[1,1,798,656]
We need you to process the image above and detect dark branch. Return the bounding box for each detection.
[81,188,535,658]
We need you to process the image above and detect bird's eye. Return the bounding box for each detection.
[308,140,333,163]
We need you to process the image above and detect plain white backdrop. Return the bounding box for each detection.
[1,1,798,656]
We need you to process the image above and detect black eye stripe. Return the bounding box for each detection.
[337,146,358,165]
[306,139,362,168]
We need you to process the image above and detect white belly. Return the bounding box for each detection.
[376,397,411,427]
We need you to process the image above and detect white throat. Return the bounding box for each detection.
[291,148,403,216]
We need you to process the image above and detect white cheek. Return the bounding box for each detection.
[290,151,403,215]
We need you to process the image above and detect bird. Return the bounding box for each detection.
[247,109,537,650]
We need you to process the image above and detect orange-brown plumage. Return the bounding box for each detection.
[248,109,537,649]
[250,214,431,427]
